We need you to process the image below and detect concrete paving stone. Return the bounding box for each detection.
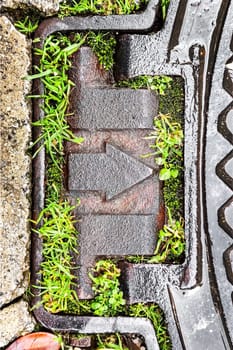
[0,16,31,307]
[0,300,35,348]
[0,15,35,349]
[0,0,62,16]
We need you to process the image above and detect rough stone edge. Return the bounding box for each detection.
[0,0,62,16]
[0,15,35,348]
[0,300,35,348]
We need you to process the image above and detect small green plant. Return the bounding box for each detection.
[129,303,171,350]
[143,113,183,181]
[97,334,128,350]
[161,0,170,20]
[122,76,184,264]
[89,260,126,316]
[145,111,185,263]
[159,77,184,220]
[87,31,116,70]
[149,208,185,263]
[15,16,39,35]
[59,0,148,17]
[117,75,172,95]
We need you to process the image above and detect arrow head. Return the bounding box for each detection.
[106,144,153,200]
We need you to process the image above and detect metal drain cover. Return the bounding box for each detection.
[31,1,233,349]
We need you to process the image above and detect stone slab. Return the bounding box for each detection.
[0,0,62,15]
[0,300,35,348]
[0,16,31,307]
[0,14,34,348]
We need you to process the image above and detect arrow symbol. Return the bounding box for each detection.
[68,143,153,200]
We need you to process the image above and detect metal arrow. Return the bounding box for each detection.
[68,143,153,200]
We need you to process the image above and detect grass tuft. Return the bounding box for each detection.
[32,199,79,313]
[143,113,183,182]
[129,303,172,350]
[15,16,39,35]
[59,0,148,17]
[97,334,128,350]
[26,34,85,168]
[117,75,172,95]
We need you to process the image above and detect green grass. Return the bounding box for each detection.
[27,33,85,311]
[149,208,185,263]
[129,303,172,350]
[15,15,39,35]
[161,0,170,20]
[121,76,185,264]
[26,33,85,168]
[143,113,183,182]
[32,199,79,313]
[97,334,128,350]
[59,0,148,17]
[117,75,172,95]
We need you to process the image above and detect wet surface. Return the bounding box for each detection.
[65,46,160,299]
[31,1,233,349]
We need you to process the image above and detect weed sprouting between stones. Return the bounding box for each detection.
[15,15,39,36]
[142,111,184,263]
[129,304,172,350]
[96,333,128,350]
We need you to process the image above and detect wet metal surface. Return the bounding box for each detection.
[67,47,159,299]
[31,1,233,349]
